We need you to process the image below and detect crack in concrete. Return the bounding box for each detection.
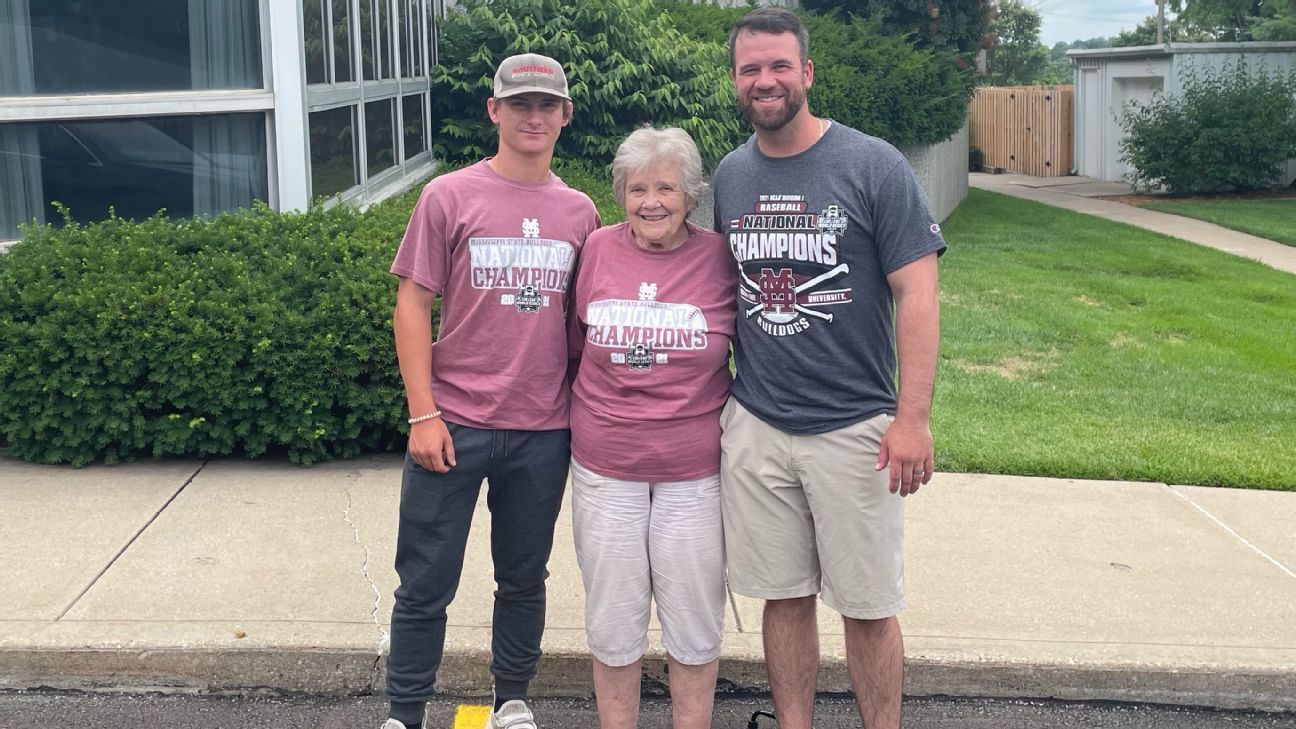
[1168,486,1296,580]
[56,459,209,621]
[343,481,390,658]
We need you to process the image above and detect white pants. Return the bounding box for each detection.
[571,459,727,667]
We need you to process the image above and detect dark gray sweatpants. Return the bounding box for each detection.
[386,424,570,725]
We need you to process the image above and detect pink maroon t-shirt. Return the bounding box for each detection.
[570,221,738,481]
[391,160,600,430]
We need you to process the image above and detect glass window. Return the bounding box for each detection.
[310,106,359,199]
[360,0,376,81]
[378,0,393,80]
[365,99,396,178]
[397,0,410,78]
[406,0,423,78]
[430,0,440,67]
[332,0,354,83]
[402,94,426,161]
[0,114,268,237]
[8,0,262,95]
[304,0,327,85]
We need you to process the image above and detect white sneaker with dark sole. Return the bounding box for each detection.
[485,699,537,729]
[381,714,426,729]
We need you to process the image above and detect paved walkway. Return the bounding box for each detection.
[2,455,1295,711]
[970,173,1296,275]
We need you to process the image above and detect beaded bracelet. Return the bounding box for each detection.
[408,410,442,425]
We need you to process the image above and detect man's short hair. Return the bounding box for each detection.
[728,7,809,69]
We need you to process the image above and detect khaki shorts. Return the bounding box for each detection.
[719,398,905,620]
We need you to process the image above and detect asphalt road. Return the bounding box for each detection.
[2,691,1293,729]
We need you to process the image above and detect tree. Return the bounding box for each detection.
[1252,0,1296,39]
[985,0,1048,85]
[1167,0,1296,41]
[1110,14,1213,45]
[430,0,747,166]
[1044,38,1111,83]
[800,0,994,53]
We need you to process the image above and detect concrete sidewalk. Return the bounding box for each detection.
[2,455,1295,711]
[970,173,1296,275]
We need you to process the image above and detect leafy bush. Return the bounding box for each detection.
[430,0,747,167]
[0,167,621,466]
[552,160,625,225]
[0,197,419,466]
[658,2,974,146]
[1120,59,1296,194]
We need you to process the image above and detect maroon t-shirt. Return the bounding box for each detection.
[570,222,738,481]
[391,160,600,430]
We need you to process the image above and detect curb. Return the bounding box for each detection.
[4,647,1294,713]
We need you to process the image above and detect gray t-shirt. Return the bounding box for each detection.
[713,122,947,434]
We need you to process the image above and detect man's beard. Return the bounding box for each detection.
[739,85,806,131]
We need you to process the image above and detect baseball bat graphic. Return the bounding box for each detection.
[795,304,833,322]
[793,263,849,293]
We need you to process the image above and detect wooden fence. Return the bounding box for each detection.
[969,85,1074,177]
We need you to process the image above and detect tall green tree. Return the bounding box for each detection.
[1168,0,1296,41]
[985,0,1048,85]
[1045,38,1111,83]
[1252,0,1296,39]
[1110,14,1213,45]
[799,0,994,53]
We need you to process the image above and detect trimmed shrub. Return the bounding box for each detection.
[0,197,419,465]
[1120,59,1296,194]
[0,167,622,466]
[430,0,747,167]
[552,159,626,225]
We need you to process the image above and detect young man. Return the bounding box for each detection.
[384,53,600,729]
[712,9,945,729]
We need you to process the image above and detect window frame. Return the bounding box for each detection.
[0,0,278,241]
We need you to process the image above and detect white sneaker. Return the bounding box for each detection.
[486,699,537,729]
[382,716,427,729]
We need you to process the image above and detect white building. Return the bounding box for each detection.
[1069,42,1296,185]
[1,0,445,243]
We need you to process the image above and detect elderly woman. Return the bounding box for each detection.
[568,126,737,729]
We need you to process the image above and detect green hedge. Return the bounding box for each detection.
[0,165,622,466]
[0,198,414,465]
[658,1,974,146]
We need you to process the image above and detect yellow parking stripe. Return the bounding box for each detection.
[453,704,492,729]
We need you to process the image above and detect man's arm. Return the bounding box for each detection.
[876,253,940,496]
[393,276,456,473]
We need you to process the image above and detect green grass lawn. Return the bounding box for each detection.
[935,189,1296,491]
[1137,198,1296,246]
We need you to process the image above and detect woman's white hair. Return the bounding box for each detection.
[611,126,708,210]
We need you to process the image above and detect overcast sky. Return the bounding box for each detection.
[1033,0,1162,46]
